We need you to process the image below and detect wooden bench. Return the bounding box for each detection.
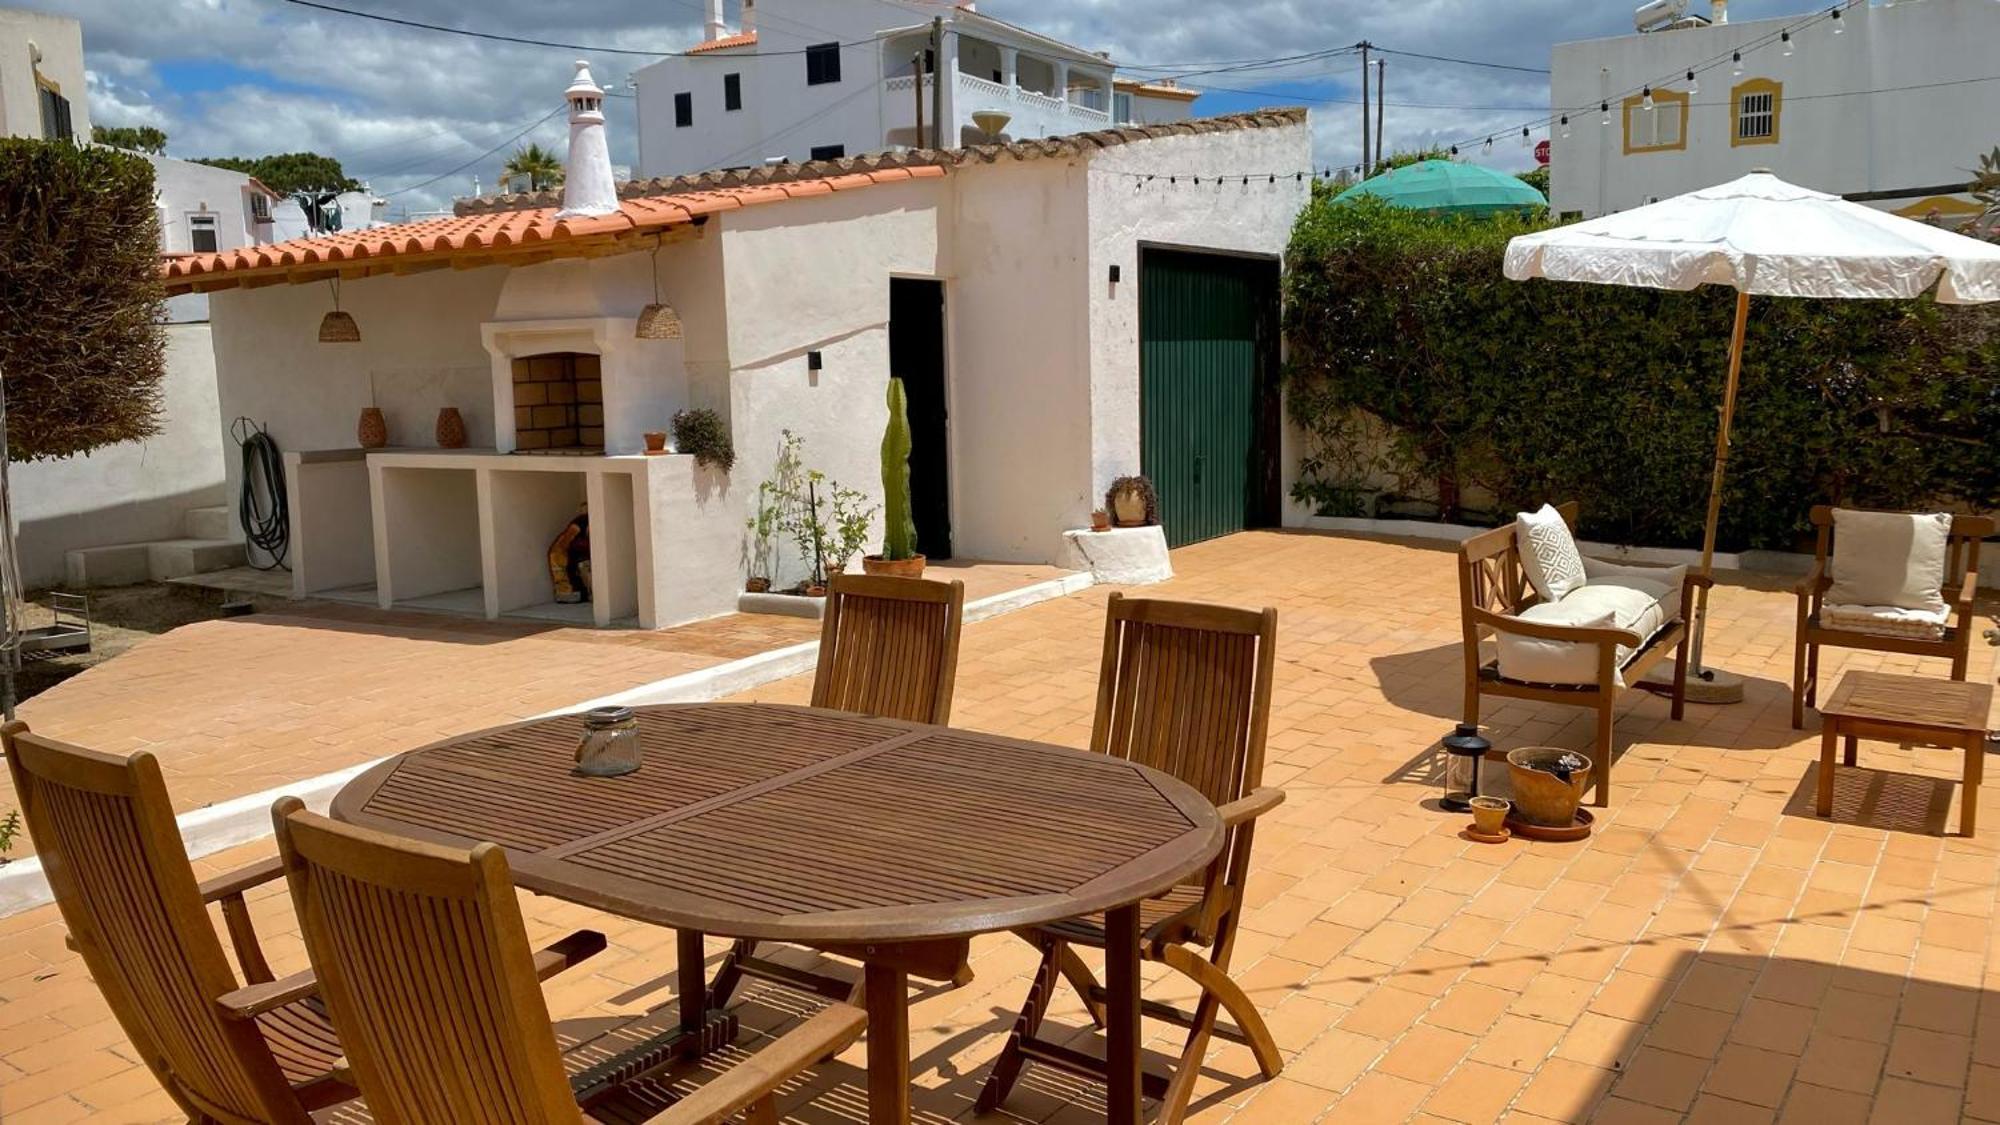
[1458,502,1709,806]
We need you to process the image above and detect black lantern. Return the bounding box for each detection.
[1439,723,1491,812]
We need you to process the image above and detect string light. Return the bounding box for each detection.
[1686,68,1698,95]
[1559,115,1571,138]
[1481,135,1493,153]
[1520,125,1530,146]
[1641,85,1653,109]
[1600,100,1611,126]
[1733,50,1743,76]
[1781,29,1793,56]
[1830,8,1842,33]
[1449,145,1459,156]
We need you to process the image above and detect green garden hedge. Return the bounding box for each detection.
[1283,195,1999,551]
[0,139,164,461]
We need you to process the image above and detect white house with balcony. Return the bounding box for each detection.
[1550,0,1999,223]
[633,0,1196,177]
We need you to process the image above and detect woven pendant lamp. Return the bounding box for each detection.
[635,248,682,339]
[318,277,359,343]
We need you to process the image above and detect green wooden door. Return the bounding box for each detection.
[1140,250,1276,548]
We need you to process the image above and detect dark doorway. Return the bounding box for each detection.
[889,277,951,559]
[1139,249,1282,547]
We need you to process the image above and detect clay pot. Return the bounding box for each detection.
[1110,487,1149,527]
[805,583,828,598]
[643,431,668,455]
[1090,509,1111,532]
[745,576,771,593]
[357,407,388,449]
[435,407,467,449]
[861,554,927,579]
[1468,796,1511,836]
[1504,747,1592,828]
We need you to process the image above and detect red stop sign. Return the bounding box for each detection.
[1535,139,1551,166]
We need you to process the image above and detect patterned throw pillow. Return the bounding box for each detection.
[1516,504,1586,603]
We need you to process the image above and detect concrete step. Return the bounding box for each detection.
[183,505,232,541]
[145,538,246,580]
[64,543,153,588]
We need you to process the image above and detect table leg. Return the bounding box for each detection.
[1844,733,1858,768]
[1963,733,1982,838]
[863,961,911,1125]
[677,928,708,1058]
[1817,722,1838,818]
[1105,903,1142,1125]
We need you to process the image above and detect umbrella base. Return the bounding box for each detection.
[1636,661,1746,706]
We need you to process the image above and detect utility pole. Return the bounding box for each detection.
[1358,41,1371,174]
[912,51,925,148]
[1374,58,1385,171]
[929,16,945,149]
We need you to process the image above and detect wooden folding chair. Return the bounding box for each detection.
[976,593,1287,1124]
[1,720,359,1123]
[272,799,865,1125]
[709,572,968,1010]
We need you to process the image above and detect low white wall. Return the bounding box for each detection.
[13,323,228,586]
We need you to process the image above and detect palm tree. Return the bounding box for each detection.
[502,143,564,193]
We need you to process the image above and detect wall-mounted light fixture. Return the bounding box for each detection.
[807,350,823,372]
[1109,264,1121,285]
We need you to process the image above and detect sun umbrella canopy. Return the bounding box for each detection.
[1504,171,2000,303]
[1334,159,1547,217]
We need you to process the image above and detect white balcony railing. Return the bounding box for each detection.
[884,70,1110,145]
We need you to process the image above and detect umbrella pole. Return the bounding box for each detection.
[1689,290,1751,678]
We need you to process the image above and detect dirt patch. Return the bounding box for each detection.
[11,583,242,703]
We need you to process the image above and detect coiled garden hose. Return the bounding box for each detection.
[231,417,290,571]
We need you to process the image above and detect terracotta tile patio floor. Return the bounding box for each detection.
[3,530,1998,1123]
[2,558,1070,855]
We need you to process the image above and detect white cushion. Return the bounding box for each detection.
[1826,509,1950,613]
[1821,602,1949,640]
[1516,504,1585,603]
[1495,560,1684,688]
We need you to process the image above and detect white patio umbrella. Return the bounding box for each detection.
[1504,170,2000,696]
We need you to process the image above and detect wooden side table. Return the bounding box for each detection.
[1816,671,1993,836]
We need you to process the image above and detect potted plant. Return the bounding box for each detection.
[671,408,734,470]
[643,431,668,455]
[744,480,780,592]
[829,483,877,577]
[1090,508,1111,532]
[1106,475,1158,528]
[863,378,926,578]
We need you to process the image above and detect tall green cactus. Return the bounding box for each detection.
[880,378,917,560]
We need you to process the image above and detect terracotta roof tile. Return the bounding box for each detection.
[686,31,756,54]
[162,109,1304,293]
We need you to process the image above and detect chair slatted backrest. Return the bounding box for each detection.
[1090,594,1277,889]
[0,723,308,1125]
[811,574,967,725]
[274,800,582,1125]
[1811,506,1995,593]
[1459,501,1578,623]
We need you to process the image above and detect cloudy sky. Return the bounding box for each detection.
[61,0,1820,218]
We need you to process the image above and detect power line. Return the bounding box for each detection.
[277,0,875,59]
[1373,47,1549,75]
[381,105,565,197]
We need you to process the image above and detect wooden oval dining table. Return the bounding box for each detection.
[331,701,1225,1124]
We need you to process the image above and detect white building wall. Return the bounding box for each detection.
[12,324,226,586]
[0,7,87,141]
[1083,123,1312,527]
[1550,0,1999,218]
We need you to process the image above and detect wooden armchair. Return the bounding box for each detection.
[273,798,865,1125]
[709,572,968,1011]
[1459,502,1708,806]
[0,721,358,1123]
[977,594,1286,1125]
[1792,506,1992,728]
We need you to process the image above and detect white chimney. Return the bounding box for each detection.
[1711,0,1728,23]
[741,0,757,35]
[705,0,726,41]
[556,61,619,219]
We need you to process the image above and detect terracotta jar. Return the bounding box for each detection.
[357,407,388,449]
[435,407,467,449]
[643,431,669,454]
[861,554,927,579]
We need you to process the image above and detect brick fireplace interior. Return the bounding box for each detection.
[511,352,604,453]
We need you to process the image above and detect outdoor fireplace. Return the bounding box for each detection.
[511,352,605,453]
